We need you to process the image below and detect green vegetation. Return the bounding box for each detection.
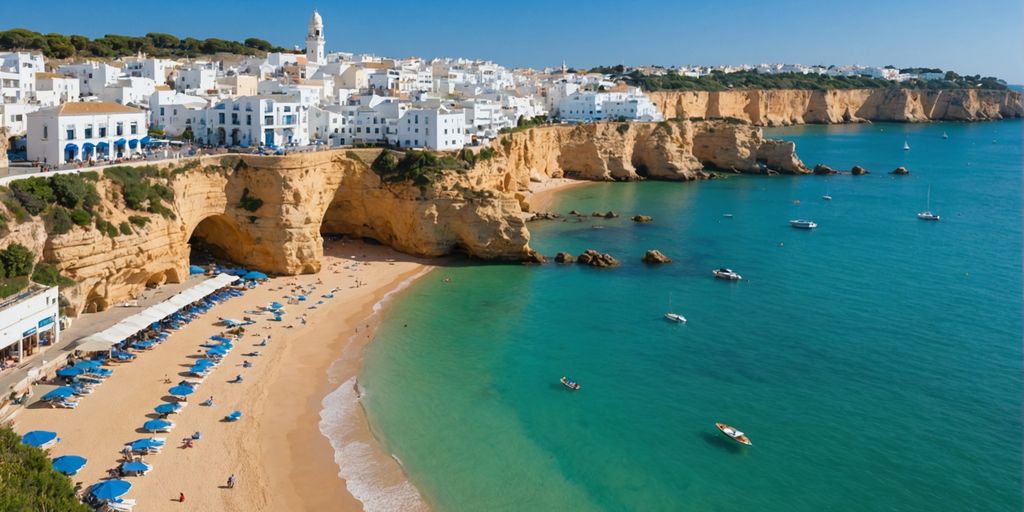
[94,217,119,239]
[128,215,150,228]
[500,115,549,134]
[0,244,34,279]
[0,28,293,60]
[118,222,132,235]
[617,123,630,135]
[104,166,175,218]
[371,150,471,187]
[4,173,102,235]
[0,276,29,299]
[69,208,92,227]
[237,188,264,212]
[30,263,75,289]
[0,426,90,512]
[618,70,1010,91]
[44,207,72,235]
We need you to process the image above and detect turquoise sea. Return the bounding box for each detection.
[355,120,1022,511]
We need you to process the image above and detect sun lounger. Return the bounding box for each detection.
[51,398,80,409]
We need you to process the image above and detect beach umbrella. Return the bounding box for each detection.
[269,301,283,310]
[189,265,206,275]
[75,360,103,369]
[168,385,194,397]
[154,403,182,414]
[121,460,151,474]
[243,271,267,281]
[143,419,172,432]
[206,346,229,355]
[194,358,217,367]
[52,455,88,475]
[42,387,77,401]
[89,479,131,501]
[128,438,163,451]
[21,430,59,448]
[56,366,84,378]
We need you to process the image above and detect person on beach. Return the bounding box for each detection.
[178,492,185,503]
[227,474,236,488]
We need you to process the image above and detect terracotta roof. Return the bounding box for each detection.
[154,84,171,91]
[58,102,143,116]
[35,72,67,79]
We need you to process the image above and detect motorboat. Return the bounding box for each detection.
[715,422,752,446]
[560,376,581,391]
[664,313,687,323]
[713,268,742,281]
[789,219,818,229]
[722,213,734,218]
[917,186,940,221]
[822,183,832,201]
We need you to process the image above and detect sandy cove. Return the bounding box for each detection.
[11,240,431,511]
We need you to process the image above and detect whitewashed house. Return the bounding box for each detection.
[123,56,175,84]
[0,52,45,103]
[57,62,121,96]
[0,285,60,365]
[26,102,146,165]
[175,65,217,94]
[397,107,466,150]
[557,87,662,122]
[34,72,80,107]
[150,90,207,137]
[191,95,309,147]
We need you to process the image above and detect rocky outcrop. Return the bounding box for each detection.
[851,165,869,176]
[649,89,1023,126]
[632,215,653,223]
[554,252,574,264]
[526,211,560,221]
[592,211,618,218]
[813,164,838,175]
[642,250,671,264]
[576,249,619,268]
[0,128,8,168]
[891,166,910,175]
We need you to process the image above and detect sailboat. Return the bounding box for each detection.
[903,139,911,151]
[664,294,687,323]
[822,183,832,201]
[942,131,949,140]
[917,186,940,221]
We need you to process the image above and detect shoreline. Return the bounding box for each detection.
[527,178,595,212]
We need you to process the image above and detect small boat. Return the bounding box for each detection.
[822,183,832,201]
[560,376,581,391]
[722,213,734,218]
[664,293,686,323]
[715,422,752,446]
[713,268,742,281]
[903,139,910,151]
[789,219,818,229]
[942,131,948,140]
[917,186,940,221]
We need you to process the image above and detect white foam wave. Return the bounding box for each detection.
[319,377,428,512]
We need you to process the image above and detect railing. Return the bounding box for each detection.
[0,285,48,314]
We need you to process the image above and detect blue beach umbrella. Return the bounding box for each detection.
[189,265,205,275]
[121,460,151,473]
[21,430,58,448]
[207,346,229,355]
[168,385,194,397]
[89,479,131,501]
[56,366,84,378]
[269,301,283,310]
[154,403,182,414]
[52,455,88,475]
[143,419,172,432]
[75,360,102,369]
[243,271,267,281]
[42,387,77,401]
[128,438,163,451]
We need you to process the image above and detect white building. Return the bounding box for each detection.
[175,65,217,94]
[57,62,121,97]
[397,107,466,150]
[98,76,158,107]
[557,87,662,122]
[123,56,175,84]
[0,103,40,135]
[34,72,80,107]
[26,102,147,165]
[306,10,326,66]
[191,95,309,147]
[0,285,60,364]
[0,52,45,103]
[150,90,207,137]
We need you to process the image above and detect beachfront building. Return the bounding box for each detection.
[0,285,60,368]
[397,106,466,150]
[557,87,662,122]
[191,95,309,147]
[25,102,146,165]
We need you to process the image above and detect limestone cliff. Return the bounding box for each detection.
[649,88,1024,125]
[0,128,9,168]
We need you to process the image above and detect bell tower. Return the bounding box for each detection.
[306,10,325,65]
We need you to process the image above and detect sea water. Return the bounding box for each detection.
[350,120,1022,511]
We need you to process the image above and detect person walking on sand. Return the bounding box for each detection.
[227,474,236,489]
[178,492,185,503]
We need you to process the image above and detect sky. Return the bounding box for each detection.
[5,0,1023,82]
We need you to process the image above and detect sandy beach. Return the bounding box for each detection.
[527,178,593,212]
[10,239,432,511]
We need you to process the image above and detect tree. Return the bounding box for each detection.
[180,126,194,141]
[43,33,75,59]
[244,37,273,52]
[0,243,35,277]
[0,427,90,512]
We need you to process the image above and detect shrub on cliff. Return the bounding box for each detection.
[0,426,90,512]
[105,166,175,217]
[238,188,264,212]
[0,243,34,278]
[8,177,53,216]
[70,208,92,227]
[50,173,100,211]
[128,215,150,228]
[31,262,75,288]
[45,207,73,235]
[372,150,468,187]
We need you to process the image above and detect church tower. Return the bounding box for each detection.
[306,10,325,65]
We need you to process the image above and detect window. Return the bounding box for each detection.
[99,126,106,137]
[130,122,137,135]
[218,113,225,124]
[42,125,48,139]
[284,106,291,112]
[247,115,252,126]
[84,125,93,139]
[232,113,239,125]
[66,128,74,139]
[160,107,165,116]
[116,122,123,136]
[264,116,273,125]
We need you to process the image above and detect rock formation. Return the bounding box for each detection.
[554,252,574,264]
[813,164,838,175]
[642,250,671,264]
[0,128,8,168]
[576,249,619,268]
[649,89,1023,126]
[592,211,618,218]
[891,166,910,175]
[851,165,869,175]
[632,215,653,223]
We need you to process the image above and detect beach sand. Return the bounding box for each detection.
[10,240,431,511]
[527,178,593,212]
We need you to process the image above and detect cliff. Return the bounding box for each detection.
[649,88,1024,125]
[0,120,806,314]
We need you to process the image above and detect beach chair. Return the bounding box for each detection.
[225,411,242,422]
[52,398,80,409]
[100,498,136,512]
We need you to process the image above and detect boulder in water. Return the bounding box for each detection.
[642,249,672,264]
[851,165,870,176]
[554,252,575,264]
[890,166,910,175]
[632,215,653,223]
[577,249,620,268]
[813,164,838,175]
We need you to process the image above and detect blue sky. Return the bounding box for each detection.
[6,0,1023,82]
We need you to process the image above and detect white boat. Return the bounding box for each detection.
[722,213,734,218]
[917,186,940,221]
[664,294,686,323]
[822,183,832,201]
[789,219,818,229]
[903,139,910,151]
[942,131,948,140]
[713,268,742,281]
[715,422,752,446]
